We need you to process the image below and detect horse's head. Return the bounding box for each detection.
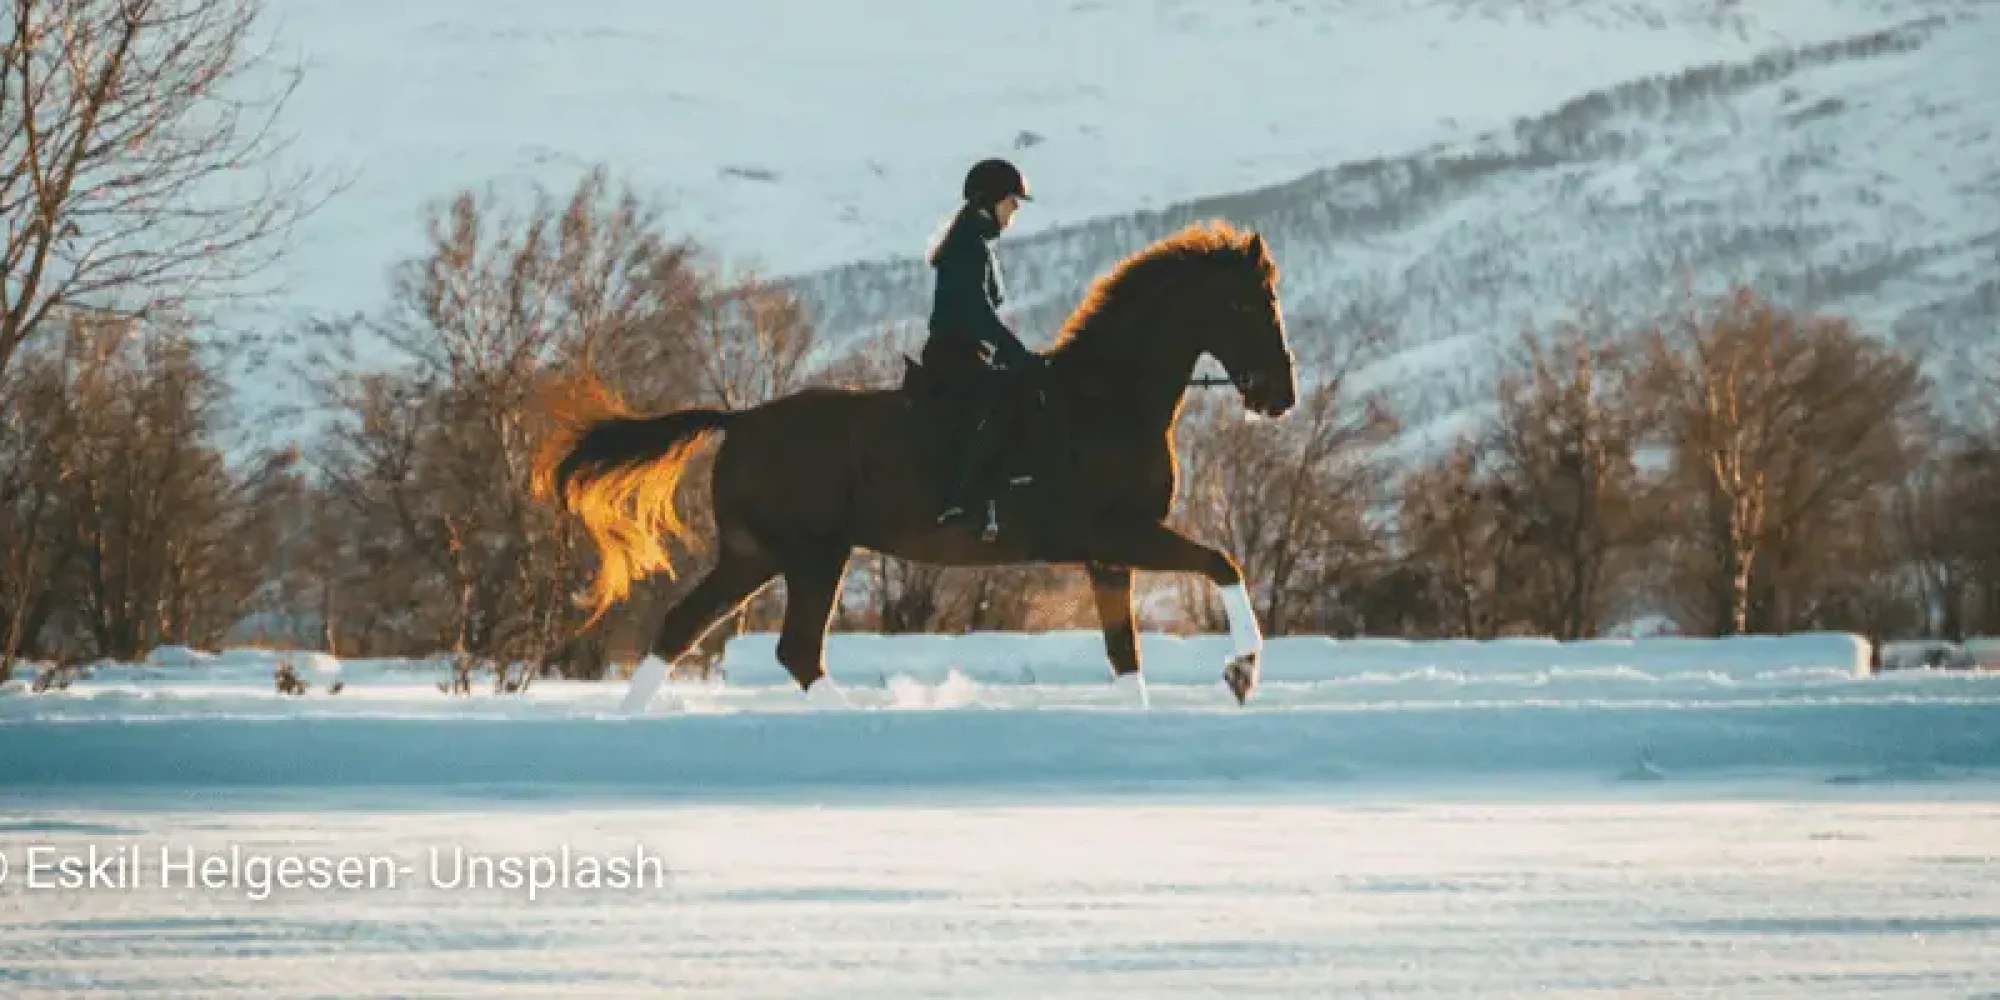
[1192,232,1296,418]
[1047,222,1298,418]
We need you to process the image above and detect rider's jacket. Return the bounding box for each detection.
[926,207,1034,373]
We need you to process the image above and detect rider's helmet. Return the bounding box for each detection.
[963,158,1031,207]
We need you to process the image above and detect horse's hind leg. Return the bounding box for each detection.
[647,549,779,663]
[773,545,853,703]
[1084,521,1263,706]
[620,546,778,713]
[1087,562,1149,708]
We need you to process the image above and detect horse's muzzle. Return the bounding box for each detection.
[1238,370,1296,418]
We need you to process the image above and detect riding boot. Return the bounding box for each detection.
[936,403,1008,536]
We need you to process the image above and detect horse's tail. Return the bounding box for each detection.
[531,377,737,628]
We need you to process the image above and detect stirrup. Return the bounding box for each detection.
[935,501,1000,541]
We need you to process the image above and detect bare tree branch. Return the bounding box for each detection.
[1,0,329,380]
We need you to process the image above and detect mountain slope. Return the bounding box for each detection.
[256,0,1925,317]
[228,0,1995,439]
[781,6,2000,445]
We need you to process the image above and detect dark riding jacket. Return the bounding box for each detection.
[926,208,1035,372]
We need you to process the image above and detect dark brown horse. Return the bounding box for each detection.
[531,220,1297,710]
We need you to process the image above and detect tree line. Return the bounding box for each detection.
[3,1,1996,683]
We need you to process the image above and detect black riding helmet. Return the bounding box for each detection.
[963,158,1030,207]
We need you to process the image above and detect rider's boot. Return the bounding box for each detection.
[936,408,1007,537]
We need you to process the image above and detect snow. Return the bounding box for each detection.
[5,633,2000,993]
[4,632,1993,794]
[719,629,1878,684]
[1968,639,2000,668]
[5,791,2000,995]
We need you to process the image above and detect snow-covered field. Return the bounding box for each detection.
[5,794,2000,997]
[5,632,1997,792]
[4,634,2000,994]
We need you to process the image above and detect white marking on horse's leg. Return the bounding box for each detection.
[619,655,671,714]
[1112,671,1151,709]
[1218,583,1263,657]
[1218,583,1263,704]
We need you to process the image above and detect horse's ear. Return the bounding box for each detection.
[1246,233,1265,259]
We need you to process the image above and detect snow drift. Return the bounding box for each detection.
[717,630,1877,685]
[6,631,1997,798]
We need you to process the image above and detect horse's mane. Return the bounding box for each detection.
[1045,220,1276,367]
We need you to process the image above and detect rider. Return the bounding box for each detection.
[924,157,1041,534]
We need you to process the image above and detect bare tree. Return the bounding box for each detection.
[1638,285,1927,634]
[1892,424,1976,639]
[1969,365,2000,635]
[1772,486,1925,641]
[1485,313,1651,638]
[1,0,326,380]
[1172,314,1398,634]
[1897,413,2000,638]
[1395,440,1534,638]
[0,312,290,661]
[305,169,823,671]
[692,274,817,408]
[311,172,701,664]
[0,337,80,675]
[64,320,201,656]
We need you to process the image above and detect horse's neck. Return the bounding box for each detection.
[1136,346,1202,431]
[1053,319,1202,436]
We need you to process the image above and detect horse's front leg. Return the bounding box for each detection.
[1083,521,1263,705]
[1087,561,1148,707]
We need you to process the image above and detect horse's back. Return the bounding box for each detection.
[706,380,929,531]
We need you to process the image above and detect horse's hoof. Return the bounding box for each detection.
[1222,653,1259,706]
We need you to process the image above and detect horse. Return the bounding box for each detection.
[530,220,1298,710]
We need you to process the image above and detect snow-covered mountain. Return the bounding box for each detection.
[780,6,2000,445]
[250,0,1996,436]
